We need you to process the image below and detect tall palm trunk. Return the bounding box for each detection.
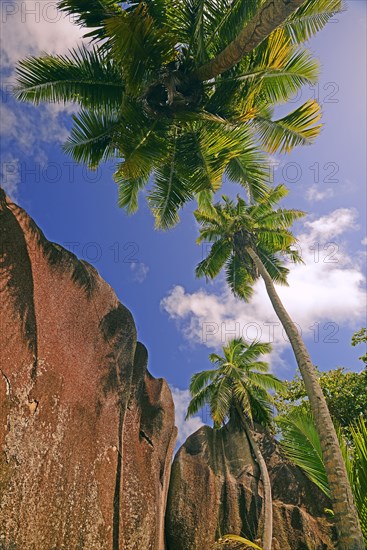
[245,246,365,550]
[236,404,272,550]
[194,0,307,81]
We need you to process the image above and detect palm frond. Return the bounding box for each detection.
[217,534,263,549]
[105,5,176,95]
[257,252,290,285]
[225,146,271,202]
[148,134,193,229]
[350,416,367,541]
[210,376,233,426]
[277,408,331,497]
[233,28,319,105]
[57,0,122,41]
[63,108,119,168]
[257,208,305,229]
[196,238,232,279]
[225,254,254,301]
[254,99,322,154]
[15,47,123,107]
[283,0,345,43]
[186,384,214,419]
[247,372,285,393]
[189,368,219,395]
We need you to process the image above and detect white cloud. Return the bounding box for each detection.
[0,102,71,157]
[170,387,204,447]
[1,1,84,71]
[306,185,334,202]
[362,237,367,246]
[304,208,359,240]
[130,262,150,283]
[161,209,366,367]
[0,153,21,199]
[0,2,84,164]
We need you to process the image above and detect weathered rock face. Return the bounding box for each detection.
[166,423,336,550]
[0,189,177,550]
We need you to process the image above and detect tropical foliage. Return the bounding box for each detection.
[352,327,367,365]
[215,534,263,549]
[277,410,367,543]
[275,366,367,438]
[14,0,343,227]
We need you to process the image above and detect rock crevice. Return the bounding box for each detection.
[0,189,177,550]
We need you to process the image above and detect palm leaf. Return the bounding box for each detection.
[15,47,123,108]
[254,99,322,154]
[189,368,219,395]
[225,254,254,301]
[218,534,263,549]
[57,0,122,41]
[186,384,214,419]
[196,238,232,279]
[277,408,330,497]
[148,134,193,229]
[63,108,119,168]
[225,146,271,202]
[105,5,176,95]
[283,0,345,43]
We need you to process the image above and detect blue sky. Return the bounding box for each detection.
[1,0,366,442]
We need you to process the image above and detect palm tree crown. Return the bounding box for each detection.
[14,0,343,227]
[195,184,304,299]
[186,338,284,428]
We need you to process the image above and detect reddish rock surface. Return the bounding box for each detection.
[0,189,177,550]
[166,423,336,550]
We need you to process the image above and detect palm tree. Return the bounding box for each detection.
[194,186,365,549]
[186,338,285,550]
[14,0,343,227]
[278,409,367,544]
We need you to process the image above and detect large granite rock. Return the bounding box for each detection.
[166,423,336,550]
[0,189,177,549]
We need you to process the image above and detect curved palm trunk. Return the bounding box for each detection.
[246,246,365,550]
[194,0,307,81]
[244,423,273,550]
[235,404,272,550]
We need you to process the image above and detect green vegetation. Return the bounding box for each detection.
[275,366,367,438]
[14,0,344,228]
[277,410,367,544]
[215,534,264,549]
[352,328,367,365]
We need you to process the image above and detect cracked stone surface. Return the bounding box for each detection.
[0,188,177,550]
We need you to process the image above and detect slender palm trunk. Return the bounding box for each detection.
[245,246,365,550]
[244,423,273,550]
[194,0,307,81]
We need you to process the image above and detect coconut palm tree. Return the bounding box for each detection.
[194,186,365,549]
[186,338,285,550]
[14,0,343,227]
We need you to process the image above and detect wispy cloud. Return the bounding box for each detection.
[1,1,84,72]
[170,386,204,448]
[306,184,334,202]
[1,1,84,166]
[130,262,150,283]
[0,153,21,199]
